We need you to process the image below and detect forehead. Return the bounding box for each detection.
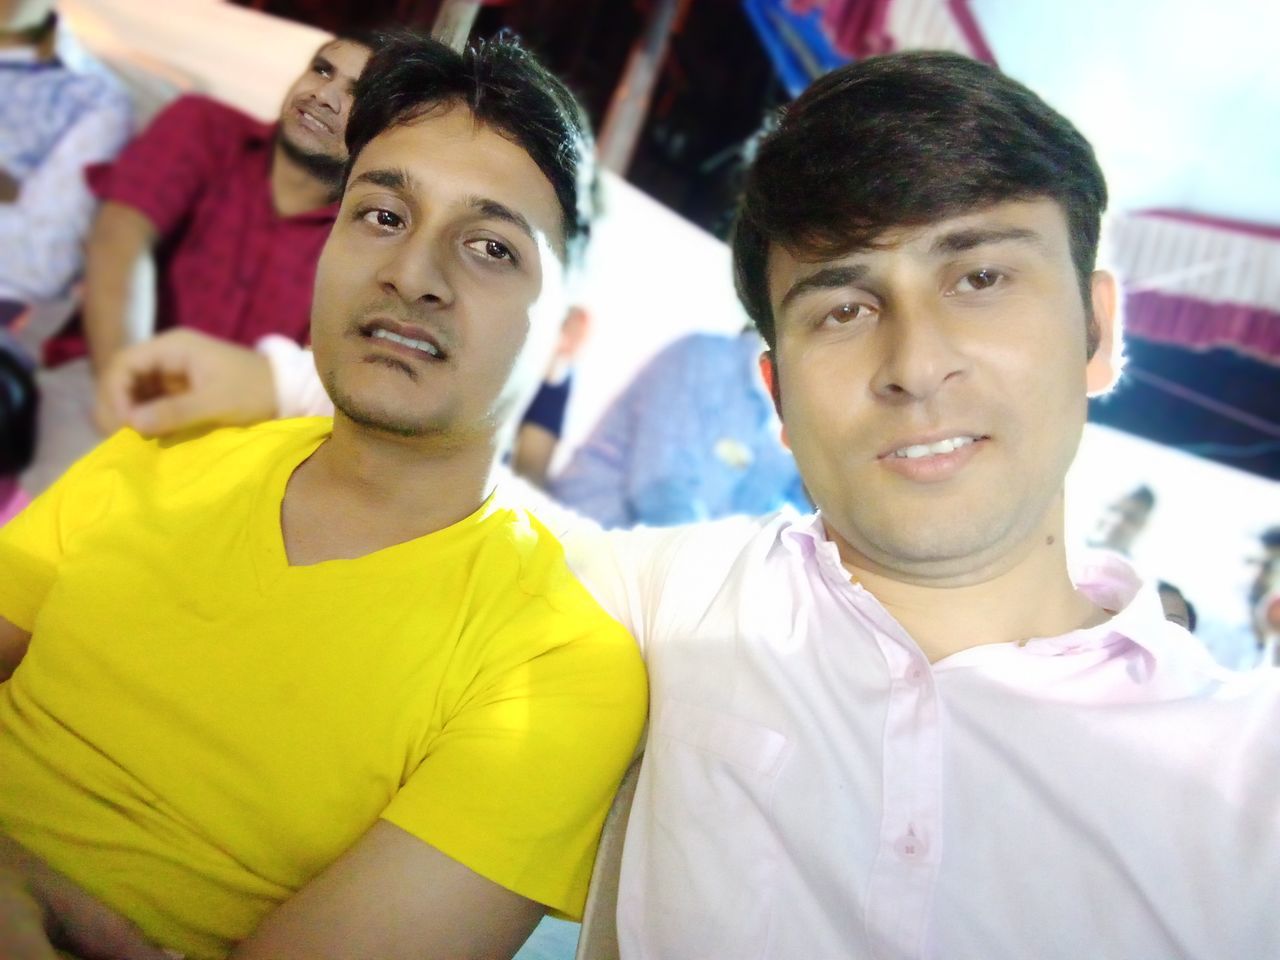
[349,106,564,244]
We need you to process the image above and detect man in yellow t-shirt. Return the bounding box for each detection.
[0,32,645,960]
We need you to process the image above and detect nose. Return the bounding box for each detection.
[313,77,343,116]
[376,234,455,310]
[870,302,968,402]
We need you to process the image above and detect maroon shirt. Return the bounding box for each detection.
[87,95,338,347]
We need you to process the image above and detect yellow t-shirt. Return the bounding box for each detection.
[0,419,646,960]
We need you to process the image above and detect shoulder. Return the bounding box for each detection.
[453,500,647,698]
[559,509,802,638]
[146,94,263,144]
[93,417,328,492]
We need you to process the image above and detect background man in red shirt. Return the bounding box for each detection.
[24,28,389,492]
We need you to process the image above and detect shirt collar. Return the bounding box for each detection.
[776,512,1193,670]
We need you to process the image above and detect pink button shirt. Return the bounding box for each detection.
[566,509,1280,959]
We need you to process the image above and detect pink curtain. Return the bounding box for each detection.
[1124,292,1280,365]
[787,0,895,57]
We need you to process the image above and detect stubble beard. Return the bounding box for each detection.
[277,129,345,195]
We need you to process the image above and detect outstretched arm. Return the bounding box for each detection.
[231,821,542,960]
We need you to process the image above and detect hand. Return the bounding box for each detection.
[0,836,178,959]
[94,329,277,437]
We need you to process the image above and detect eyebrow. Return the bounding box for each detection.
[466,195,536,244]
[348,167,414,193]
[929,226,1045,256]
[779,264,869,311]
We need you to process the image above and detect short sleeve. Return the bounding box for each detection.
[380,610,647,920]
[85,96,247,237]
[0,430,139,630]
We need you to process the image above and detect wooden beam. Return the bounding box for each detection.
[597,0,687,175]
[432,0,482,51]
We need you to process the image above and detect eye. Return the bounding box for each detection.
[313,60,333,78]
[953,268,1004,293]
[465,238,517,265]
[820,302,874,327]
[358,208,404,231]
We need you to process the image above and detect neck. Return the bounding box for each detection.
[836,503,1109,663]
[270,142,339,217]
[282,417,503,565]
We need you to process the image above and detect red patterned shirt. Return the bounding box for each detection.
[86,95,337,347]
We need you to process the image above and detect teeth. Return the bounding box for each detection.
[892,436,975,459]
[371,328,441,357]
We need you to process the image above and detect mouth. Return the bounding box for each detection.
[881,434,988,460]
[294,104,334,135]
[876,432,989,482]
[359,318,448,362]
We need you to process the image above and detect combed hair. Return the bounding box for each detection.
[732,51,1108,351]
[344,30,597,267]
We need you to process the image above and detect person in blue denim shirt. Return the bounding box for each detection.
[552,329,809,527]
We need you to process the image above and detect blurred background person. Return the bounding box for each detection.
[22,27,387,493]
[1157,580,1197,632]
[0,0,132,322]
[1087,483,1156,556]
[1250,526,1280,664]
[550,328,808,527]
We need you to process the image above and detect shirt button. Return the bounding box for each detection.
[895,831,928,861]
[904,662,927,686]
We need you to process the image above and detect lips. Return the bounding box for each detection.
[294,103,334,135]
[359,318,448,362]
[878,432,989,460]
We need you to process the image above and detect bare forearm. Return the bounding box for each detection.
[83,203,159,374]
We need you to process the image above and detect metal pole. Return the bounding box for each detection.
[432,0,483,51]
[597,0,686,175]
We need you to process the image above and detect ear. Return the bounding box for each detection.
[757,350,790,449]
[1085,270,1120,396]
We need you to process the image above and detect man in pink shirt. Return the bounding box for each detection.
[557,51,1279,959]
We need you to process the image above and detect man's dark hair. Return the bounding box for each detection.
[1128,485,1156,510]
[1157,581,1197,634]
[344,30,597,268]
[732,51,1108,352]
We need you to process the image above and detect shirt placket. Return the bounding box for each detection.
[862,622,944,959]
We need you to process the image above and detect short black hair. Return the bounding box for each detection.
[732,51,1108,351]
[343,30,597,268]
[1127,485,1156,509]
[1157,581,1197,633]
[333,26,396,53]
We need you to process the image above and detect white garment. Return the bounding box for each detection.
[559,510,1280,960]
